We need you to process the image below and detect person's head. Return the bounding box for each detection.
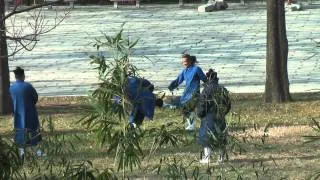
[182,54,191,68]
[155,93,165,107]
[13,67,25,81]
[181,54,197,68]
[206,69,219,83]
[190,55,197,65]
[155,98,164,107]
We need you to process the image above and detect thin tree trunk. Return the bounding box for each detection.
[0,0,12,115]
[265,0,291,103]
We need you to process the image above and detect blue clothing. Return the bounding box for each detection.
[126,77,156,125]
[9,80,41,147]
[168,65,206,105]
[129,105,145,126]
[196,80,230,147]
[198,113,226,147]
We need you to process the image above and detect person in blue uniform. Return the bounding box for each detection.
[196,69,231,163]
[115,76,163,128]
[10,67,44,157]
[168,54,207,130]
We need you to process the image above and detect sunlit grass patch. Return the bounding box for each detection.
[1,91,319,178]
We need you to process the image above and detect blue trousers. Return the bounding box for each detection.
[129,106,145,126]
[198,113,227,148]
[15,128,42,147]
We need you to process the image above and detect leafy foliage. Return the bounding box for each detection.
[148,122,183,155]
[304,118,320,180]
[303,118,320,144]
[35,116,77,178]
[79,27,145,177]
[155,157,194,179]
[0,137,24,179]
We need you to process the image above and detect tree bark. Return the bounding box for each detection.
[265,0,291,103]
[0,0,12,115]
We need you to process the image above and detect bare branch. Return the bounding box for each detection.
[2,0,63,22]
[2,39,36,58]
[6,34,39,41]
[1,4,70,59]
[37,11,70,36]
[311,39,320,47]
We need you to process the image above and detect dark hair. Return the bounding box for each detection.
[155,98,164,107]
[190,55,198,65]
[182,54,198,65]
[182,54,191,60]
[13,67,25,79]
[206,69,219,82]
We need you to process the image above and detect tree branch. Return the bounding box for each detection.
[0,39,35,58]
[5,34,39,41]
[310,38,320,47]
[2,0,63,22]
[2,4,70,58]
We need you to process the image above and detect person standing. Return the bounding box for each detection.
[168,54,207,131]
[10,67,43,157]
[196,69,231,163]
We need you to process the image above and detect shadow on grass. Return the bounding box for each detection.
[291,92,320,102]
[38,104,91,115]
[230,154,320,165]
[0,129,88,138]
[231,92,320,102]
[303,4,320,10]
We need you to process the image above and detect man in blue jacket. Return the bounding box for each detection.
[10,67,44,157]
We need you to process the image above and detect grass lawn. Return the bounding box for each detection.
[0,92,319,179]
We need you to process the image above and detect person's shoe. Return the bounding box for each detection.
[19,148,25,157]
[129,122,137,129]
[185,124,195,131]
[200,157,210,164]
[131,123,137,128]
[18,148,25,162]
[36,149,46,157]
[217,150,228,164]
[185,121,195,131]
[217,154,224,163]
[163,103,177,110]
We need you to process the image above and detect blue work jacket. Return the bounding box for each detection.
[168,65,207,105]
[10,80,41,146]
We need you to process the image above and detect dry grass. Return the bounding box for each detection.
[229,92,320,126]
[0,92,319,179]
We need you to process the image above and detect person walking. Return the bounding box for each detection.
[196,69,231,163]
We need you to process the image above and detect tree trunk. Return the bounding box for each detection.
[0,0,12,115]
[265,0,291,103]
